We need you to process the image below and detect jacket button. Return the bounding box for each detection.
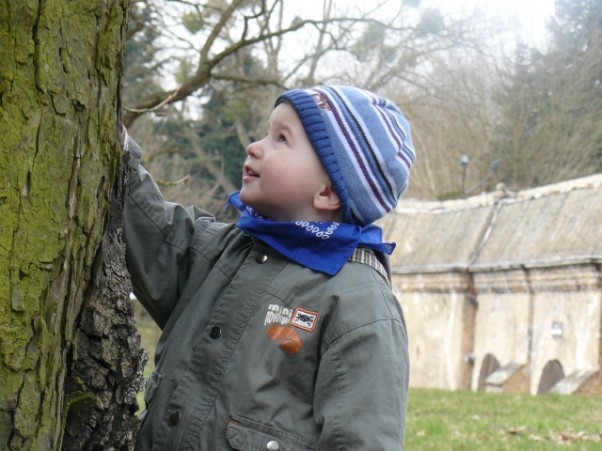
[266,440,279,451]
[209,326,222,338]
[168,410,181,425]
[255,251,268,264]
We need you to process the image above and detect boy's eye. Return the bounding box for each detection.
[278,134,287,143]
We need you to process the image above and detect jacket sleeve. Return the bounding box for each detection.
[313,298,409,450]
[123,136,215,328]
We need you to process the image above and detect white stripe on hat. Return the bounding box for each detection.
[326,88,396,216]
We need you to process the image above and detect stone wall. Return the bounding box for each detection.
[385,174,602,395]
[393,273,472,390]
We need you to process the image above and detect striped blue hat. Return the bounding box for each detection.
[276,85,415,226]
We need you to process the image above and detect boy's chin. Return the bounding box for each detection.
[238,189,252,206]
[239,191,261,212]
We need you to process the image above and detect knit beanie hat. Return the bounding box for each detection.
[276,85,415,226]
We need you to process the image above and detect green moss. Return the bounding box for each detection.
[12,373,42,438]
[0,324,33,371]
[64,376,96,414]
[0,0,129,448]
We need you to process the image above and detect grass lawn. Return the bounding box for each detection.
[406,388,602,450]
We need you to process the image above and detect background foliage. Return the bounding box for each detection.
[122,0,602,214]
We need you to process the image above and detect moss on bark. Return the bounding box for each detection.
[0,1,144,449]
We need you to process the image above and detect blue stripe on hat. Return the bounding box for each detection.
[316,88,391,215]
[318,87,397,222]
[365,92,415,195]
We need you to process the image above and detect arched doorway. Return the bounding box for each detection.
[477,353,500,391]
[537,359,564,394]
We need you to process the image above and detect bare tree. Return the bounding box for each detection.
[400,49,503,199]
[493,0,602,189]
[122,0,495,207]
[122,0,485,126]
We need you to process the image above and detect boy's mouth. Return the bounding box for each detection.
[244,164,259,177]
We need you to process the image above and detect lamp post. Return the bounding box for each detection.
[460,154,469,197]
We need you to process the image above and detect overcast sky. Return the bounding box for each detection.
[439,0,555,47]
[286,0,556,49]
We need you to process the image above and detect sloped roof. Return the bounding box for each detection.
[384,174,602,273]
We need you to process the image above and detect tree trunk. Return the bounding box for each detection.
[0,1,145,450]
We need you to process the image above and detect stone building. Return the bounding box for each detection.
[381,174,602,395]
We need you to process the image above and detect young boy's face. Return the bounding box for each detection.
[240,102,332,222]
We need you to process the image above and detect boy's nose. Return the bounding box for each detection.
[246,139,263,158]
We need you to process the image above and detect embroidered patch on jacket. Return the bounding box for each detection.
[290,307,319,332]
[264,304,293,326]
[266,324,302,354]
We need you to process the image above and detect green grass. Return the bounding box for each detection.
[134,304,161,414]
[406,388,602,450]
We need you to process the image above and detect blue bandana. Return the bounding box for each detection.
[228,191,395,276]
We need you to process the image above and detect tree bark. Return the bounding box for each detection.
[0,1,145,449]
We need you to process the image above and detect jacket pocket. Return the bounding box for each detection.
[139,370,162,425]
[225,414,315,451]
[143,370,162,407]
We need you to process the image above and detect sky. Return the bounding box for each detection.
[286,0,556,50]
[439,0,556,47]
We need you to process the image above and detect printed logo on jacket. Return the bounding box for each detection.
[264,304,319,354]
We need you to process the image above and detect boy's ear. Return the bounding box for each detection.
[314,184,341,212]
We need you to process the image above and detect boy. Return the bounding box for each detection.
[123,85,415,450]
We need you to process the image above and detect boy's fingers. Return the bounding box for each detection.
[118,124,128,151]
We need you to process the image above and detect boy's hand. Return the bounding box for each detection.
[118,124,128,151]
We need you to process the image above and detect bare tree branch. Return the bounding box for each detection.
[124,0,475,126]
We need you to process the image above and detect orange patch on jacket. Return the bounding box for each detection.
[266,324,302,354]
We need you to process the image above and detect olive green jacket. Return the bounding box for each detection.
[124,138,409,450]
